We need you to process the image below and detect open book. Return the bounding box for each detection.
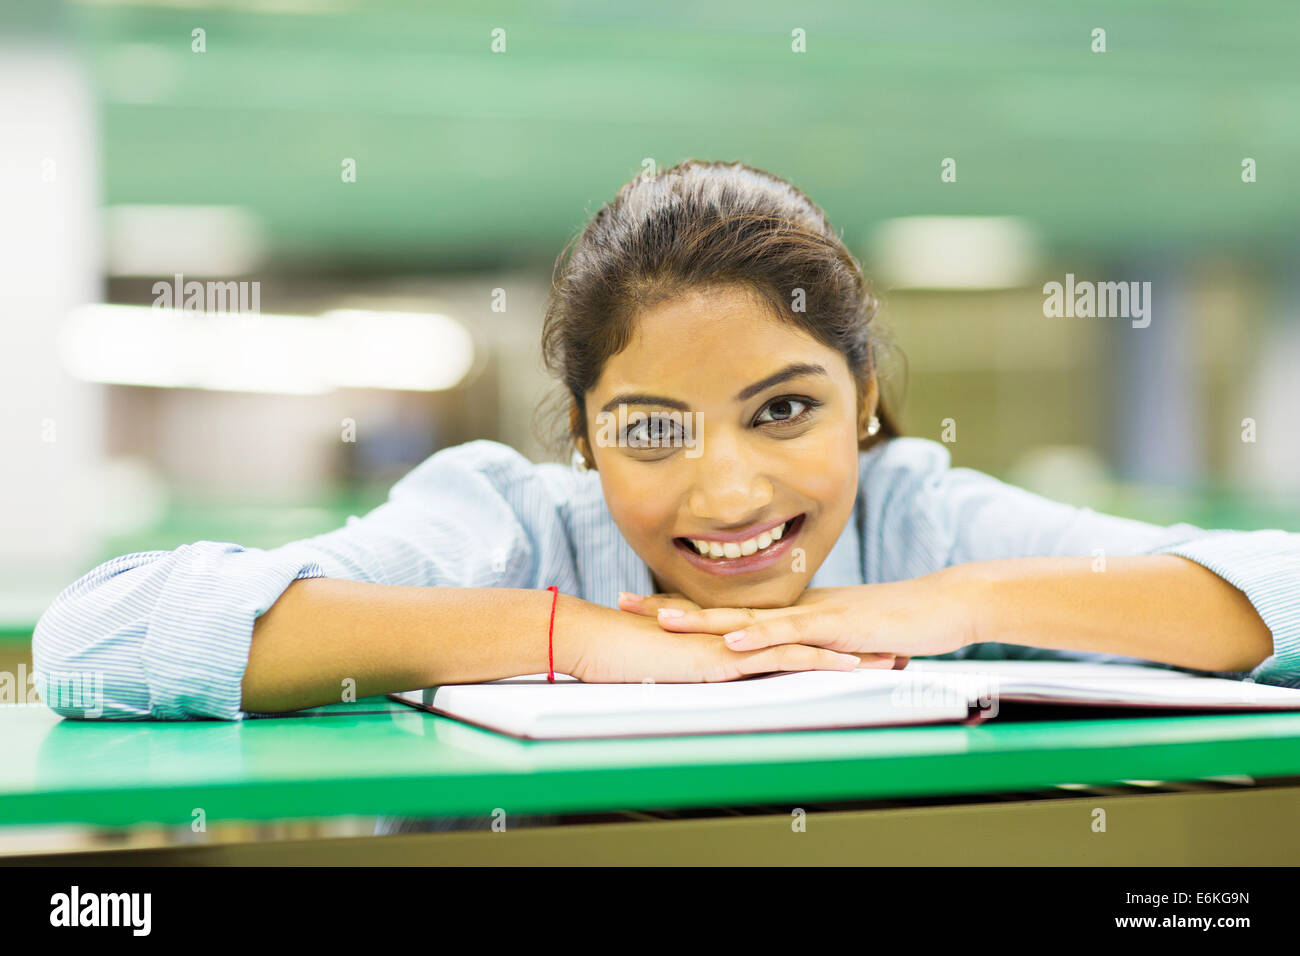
[389,659,1300,740]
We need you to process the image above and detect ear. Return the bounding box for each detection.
[568,402,597,471]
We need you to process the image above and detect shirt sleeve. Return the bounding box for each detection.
[31,440,573,721]
[866,438,1300,687]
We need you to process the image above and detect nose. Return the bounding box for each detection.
[686,429,774,526]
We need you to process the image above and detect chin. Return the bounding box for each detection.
[690,577,808,610]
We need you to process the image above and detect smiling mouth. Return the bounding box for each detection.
[673,514,804,562]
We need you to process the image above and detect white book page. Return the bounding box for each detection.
[395,669,967,739]
[907,659,1300,708]
[390,659,1300,739]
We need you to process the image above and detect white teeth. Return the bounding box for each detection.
[687,520,794,561]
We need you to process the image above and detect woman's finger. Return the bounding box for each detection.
[732,643,862,676]
[853,653,900,668]
[653,603,801,634]
[722,607,875,654]
[617,591,699,617]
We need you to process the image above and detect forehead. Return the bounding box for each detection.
[629,284,789,345]
[592,285,843,396]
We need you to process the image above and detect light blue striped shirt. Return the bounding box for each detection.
[31,436,1300,720]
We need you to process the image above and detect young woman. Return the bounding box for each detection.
[33,160,1299,729]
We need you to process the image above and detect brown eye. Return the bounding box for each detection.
[623,415,683,447]
[754,396,820,428]
[768,399,797,421]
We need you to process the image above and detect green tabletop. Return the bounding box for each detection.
[3,698,1300,828]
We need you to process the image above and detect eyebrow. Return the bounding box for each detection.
[598,362,829,414]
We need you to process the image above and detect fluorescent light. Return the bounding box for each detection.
[865,216,1039,290]
[322,309,476,391]
[60,305,475,394]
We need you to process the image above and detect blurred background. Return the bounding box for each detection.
[3,0,1300,853]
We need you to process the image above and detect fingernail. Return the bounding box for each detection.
[619,592,642,604]
[657,607,684,619]
[723,629,746,645]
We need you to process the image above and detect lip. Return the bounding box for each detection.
[673,514,805,577]
[675,513,799,544]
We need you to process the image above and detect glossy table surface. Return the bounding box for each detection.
[4,697,1300,827]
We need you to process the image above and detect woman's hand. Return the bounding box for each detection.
[618,591,913,668]
[560,593,872,683]
[618,568,984,666]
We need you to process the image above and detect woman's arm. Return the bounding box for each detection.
[866,438,1300,684]
[33,441,574,720]
[245,579,873,714]
[956,554,1274,673]
[242,581,570,713]
[632,553,1275,677]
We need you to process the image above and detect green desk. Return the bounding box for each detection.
[3,699,1300,864]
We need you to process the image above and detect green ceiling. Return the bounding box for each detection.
[34,1,1300,268]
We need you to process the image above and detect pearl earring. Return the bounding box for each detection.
[866,415,880,437]
[570,450,589,472]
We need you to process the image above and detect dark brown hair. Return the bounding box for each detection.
[536,159,901,465]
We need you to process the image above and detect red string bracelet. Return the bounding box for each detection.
[545,585,559,683]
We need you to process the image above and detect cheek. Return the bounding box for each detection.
[788,427,860,513]
[796,461,853,510]
[598,465,675,544]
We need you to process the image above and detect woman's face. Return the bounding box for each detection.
[581,283,875,610]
